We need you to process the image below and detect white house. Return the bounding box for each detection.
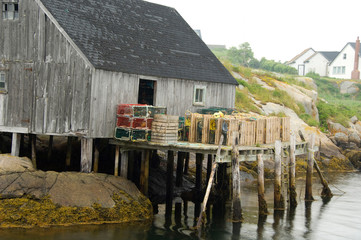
[304,51,339,77]
[286,48,315,76]
[328,42,361,79]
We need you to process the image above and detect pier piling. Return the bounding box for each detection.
[274,140,285,210]
[289,133,297,207]
[305,134,315,201]
[257,154,268,215]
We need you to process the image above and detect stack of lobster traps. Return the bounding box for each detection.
[180,112,290,146]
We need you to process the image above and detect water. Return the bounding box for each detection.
[0,172,360,240]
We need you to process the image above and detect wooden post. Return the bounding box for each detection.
[30,134,37,169]
[81,138,93,173]
[196,135,223,229]
[120,151,129,178]
[195,153,203,192]
[232,131,243,222]
[65,136,73,168]
[47,135,53,161]
[274,140,285,210]
[166,150,174,215]
[257,154,268,215]
[176,152,185,187]
[184,152,190,175]
[140,150,150,196]
[11,133,21,157]
[314,143,333,200]
[93,139,100,173]
[114,146,120,176]
[305,134,315,201]
[289,133,297,207]
[206,154,212,183]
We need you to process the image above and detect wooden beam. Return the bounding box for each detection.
[196,135,223,229]
[47,135,53,161]
[257,154,268,215]
[305,134,315,201]
[184,152,190,175]
[65,136,73,168]
[93,139,100,173]
[11,133,21,157]
[289,133,297,208]
[120,150,129,178]
[195,153,204,192]
[206,154,212,183]
[231,132,243,222]
[315,141,333,200]
[114,146,120,176]
[274,140,285,210]
[166,150,174,215]
[30,134,37,169]
[140,150,150,196]
[176,152,185,187]
[81,138,93,173]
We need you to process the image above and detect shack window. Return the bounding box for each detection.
[193,85,206,106]
[0,72,5,89]
[2,3,19,20]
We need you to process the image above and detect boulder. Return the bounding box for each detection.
[339,81,359,94]
[0,155,35,173]
[295,77,318,90]
[273,80,319,121]
[334,132,348,146]
[328,120,349,135]
[350,116,358,124]
[349,132,361,146]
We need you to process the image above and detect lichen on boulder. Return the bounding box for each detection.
[0,163,152,228]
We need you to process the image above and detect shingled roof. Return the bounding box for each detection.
[39,0,238,85]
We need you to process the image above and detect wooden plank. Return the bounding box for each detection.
[274,140,285,210]
[120,151,129,178]
[114,146,120,176]
[81,138,93,173]
[305,134,315,201]
[11,133,21,156]
[257,154,268,215]
[140,150,150,196]
[289,133,297,208]
[231,131,243,222]
[166,150,174,215]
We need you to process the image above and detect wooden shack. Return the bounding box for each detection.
[0,0,237,170]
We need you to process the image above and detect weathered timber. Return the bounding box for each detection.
[47,135,53,162]
[315,141,333,200]
[195,153,204,192]
[232,132,243,222]
[176,152,185,187]
[184,152,190,175]
[80,138,93,173]
[140,150,150,196]
[289,133,297,208]
[114,146,120,176]
[206,154,212,183]
[11,133,21,157]
[166,150,174,215]
[93,139,100,173]
[257,154,268,215]
[305,134,315,201]
[274,140,285,210]
[196,135,223,229]
[30,134,37,169]
[120,151,129,178]
[65,136,73,168]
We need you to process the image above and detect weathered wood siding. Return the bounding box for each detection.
[89,70,235,138]
[0,0,92,134]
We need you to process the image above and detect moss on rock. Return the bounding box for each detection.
[0,191,152,228]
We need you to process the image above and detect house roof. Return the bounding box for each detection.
[39,0,238,85]
[286,48,315,65]
[305,51,339,62]
[329,42,361,65]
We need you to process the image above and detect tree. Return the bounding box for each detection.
[227,42,254,67]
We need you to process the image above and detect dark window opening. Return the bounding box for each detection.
[2,3,19,20]
[138,79,155,105]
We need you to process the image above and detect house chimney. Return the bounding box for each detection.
[351,36,360,80]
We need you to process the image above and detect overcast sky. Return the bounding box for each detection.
[145,0,360,63]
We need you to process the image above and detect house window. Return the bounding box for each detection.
[332,66,346,75]
[193,85,206,106]
[2,2,19,20]
[343,53,347,59]
[0,72,5,89]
